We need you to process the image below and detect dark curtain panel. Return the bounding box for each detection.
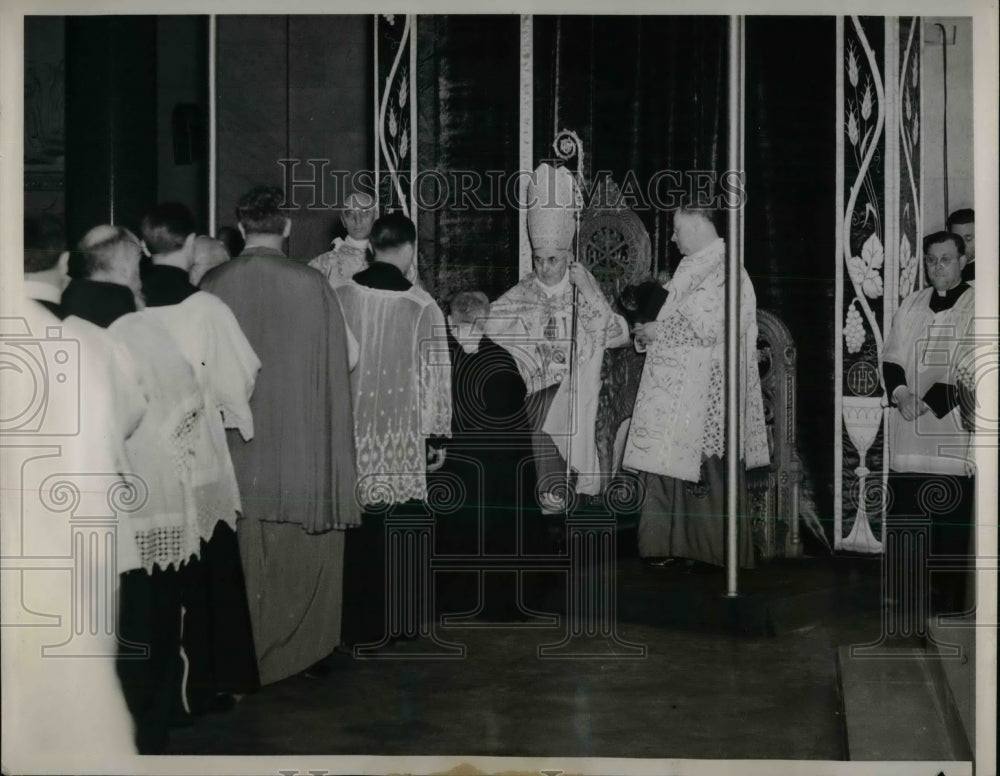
[65,16,157,246]
[216,15,372,262]
[416,15,521,301]
[745,17,837,526]
[416,15,728,298]
[533,15,729,274]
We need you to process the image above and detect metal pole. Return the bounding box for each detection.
[518,15,533,279]
[936,23,949,222]
[208,15,217,236]
[374,15,380,210]
[409,17,417,250]
[565,206,581,513]
[725,15,745,598]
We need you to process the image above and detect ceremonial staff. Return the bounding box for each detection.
[553,130,585,515]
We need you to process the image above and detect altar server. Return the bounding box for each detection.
[309,190,378,287]
[882,230,975,613]
[334,213,452,647]
[140,201,263,713]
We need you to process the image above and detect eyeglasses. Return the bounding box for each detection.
[924,254,959,268]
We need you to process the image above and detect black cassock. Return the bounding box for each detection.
[142,265,259,712]
[433,329,552,621]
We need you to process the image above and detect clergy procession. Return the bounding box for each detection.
[13,165,978,756]
[6,9,994,768]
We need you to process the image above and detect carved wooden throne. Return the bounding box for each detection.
[577,179,652,499]
[748,310,803,560]
[578,182,802,560]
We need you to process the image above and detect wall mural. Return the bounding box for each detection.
[835,16,921,553]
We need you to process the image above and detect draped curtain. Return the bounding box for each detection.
[416,15,729,298]
[745,17,837,527]
[415,15,521,301]
[532,16,729,276]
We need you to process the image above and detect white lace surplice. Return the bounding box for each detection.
[335,284,452,506]
[144,291,261,524]
[623,239,770,482]
[109,312,238,571]
[2,301,140,761]
[882,285,975,475]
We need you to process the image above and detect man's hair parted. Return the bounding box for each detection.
[923,230,965,257]
[370,212,416,252]
[236,185,288,235]
[946,208,974,230]
[141,202,197,255]
[449,290,490,324]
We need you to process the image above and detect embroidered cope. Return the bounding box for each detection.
[623,238,769,482]
[309,236,371,288]
[487,265,628,494]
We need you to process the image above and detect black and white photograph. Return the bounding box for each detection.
[1,2,997,775]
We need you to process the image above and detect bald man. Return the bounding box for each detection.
[190,235,231,286]
[61,225,143,325]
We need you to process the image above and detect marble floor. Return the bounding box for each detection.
[168,548,905,760]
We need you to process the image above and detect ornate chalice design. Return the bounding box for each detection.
[841,396,884,552]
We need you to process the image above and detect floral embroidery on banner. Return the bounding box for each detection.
[842,22,886,373]
[377,15,413,217]
[898,16,922,300]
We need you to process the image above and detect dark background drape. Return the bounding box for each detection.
[216,15,372,261]
[415,16,730,299]
[65,17,158,246]
[415,15,522,301]
[532,15,728,276]
[745,17,837,528]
